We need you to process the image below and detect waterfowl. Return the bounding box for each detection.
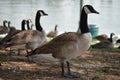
[0,20,27,55]
[116,39,120,48]
[93,34,108,41]
[0,20,26,45]
[2,10,48,58]
[26,5,99,78]
[116,39,120,43]
[26,19,33,30]
[0,20,9,34]
[47,25,58,38]
[92,33,115,48]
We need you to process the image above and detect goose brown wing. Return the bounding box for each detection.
[27,32,80,56]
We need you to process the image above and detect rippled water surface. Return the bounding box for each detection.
[0,0,120,35]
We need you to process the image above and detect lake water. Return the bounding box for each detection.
[0,0,120,35]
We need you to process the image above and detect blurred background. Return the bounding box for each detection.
[0,0,120,35]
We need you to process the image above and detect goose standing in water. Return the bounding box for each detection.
[2,10,48,60]
[47,25,58,38]
[26,5,99,78]
[92,33,115,48]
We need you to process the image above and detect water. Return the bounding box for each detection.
[0,0,120,35]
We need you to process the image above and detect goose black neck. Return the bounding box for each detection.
[79,9,89,34]
[55,25,57,31]
[27,21,30,30]
[8,22,10,28]
[3,21,7,27]
[109,34,113,42]
[21,21,26,30]
[35,13,43,31]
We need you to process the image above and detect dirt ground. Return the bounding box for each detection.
[0,48,120,80]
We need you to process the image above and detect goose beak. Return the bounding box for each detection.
[44,13,48,16]
[95,11,99,14]
[93,10,99,14]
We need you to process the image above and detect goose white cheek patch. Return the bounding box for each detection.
[84,7,91,14]
[40,12,44,16]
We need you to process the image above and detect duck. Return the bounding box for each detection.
[47,25,58,38]
[0,20,9,34]
[2,10,48,59]
[92,33,115,48]
[26,5,99,78]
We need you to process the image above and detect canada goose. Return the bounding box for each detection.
[92,33,115,48]
[0,20,26,45]
[0,20,9,34]
[93,34,108,41]
[2,10,48,58]
[26,19,33,30]
[0,20,27,55]
[116,39,120,43]
[26,5,99,78]
[116,39,120,48]
[47,25,58,38]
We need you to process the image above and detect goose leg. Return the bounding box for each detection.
[8,48,12,56]
[17,49,21,55]
[26,49,31,62]
[61,61,80,78]
[26,49,34,62]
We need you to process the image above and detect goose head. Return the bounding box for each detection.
[107,33,115,42]
[37,10,48,16]
[3,20,8,27]
[79,5,99,34]
[116,39,120,43]
[83,5,99,14]
[26,19,32,30]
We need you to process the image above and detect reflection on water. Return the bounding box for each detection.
[0,0,120,34]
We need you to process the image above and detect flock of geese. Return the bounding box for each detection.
[92,33,120,49]
[0,4,119,78]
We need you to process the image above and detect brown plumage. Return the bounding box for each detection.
[0,20,26,46]
[1,10,48,58]
[92,33,115,48]
[26,5,99,78]
[93,34,108,41]
[47,25,58,38]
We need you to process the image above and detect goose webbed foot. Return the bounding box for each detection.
[62,72,80,78]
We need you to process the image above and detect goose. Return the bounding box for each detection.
[93,34,108,41]
[26,5,99,78]
[116,39,120,48]
[0,20,26,46]
[47,25,58,38]
[0,20,9,34]
[92,33,115,48]
[26,19,33,30]
[2,10,48,59]
[0,20,27,55]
